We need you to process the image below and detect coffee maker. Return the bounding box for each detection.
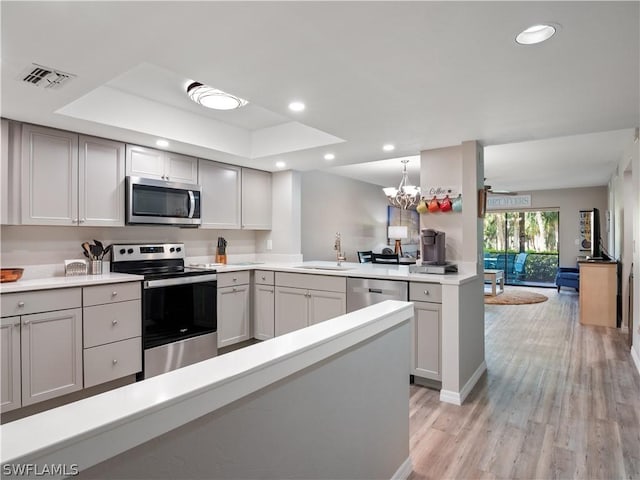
[414,229,457,274]
[422,229,446,264]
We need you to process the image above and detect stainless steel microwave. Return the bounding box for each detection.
[126,176,202,226]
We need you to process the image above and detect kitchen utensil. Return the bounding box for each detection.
[82,242,93,259]
[1,268,24,283]
[102,244,112,260]
[93,240,104,258]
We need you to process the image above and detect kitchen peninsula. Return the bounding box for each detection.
[1,260,484,408]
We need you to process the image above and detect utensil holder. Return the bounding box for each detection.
[90,260,103,275]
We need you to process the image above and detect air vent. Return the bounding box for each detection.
[20,63,75,89]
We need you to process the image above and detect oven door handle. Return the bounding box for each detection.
[187,191,196,218]
[144,274,217,289]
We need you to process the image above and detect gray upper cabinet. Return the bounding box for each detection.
[21,124,79,225]
[198,159,241,229]
[20,124,125,226]
[126,145,197,184]
[79,135,125,226]
[241,168,272,230]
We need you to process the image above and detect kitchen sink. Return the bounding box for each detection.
[294,265,354,271]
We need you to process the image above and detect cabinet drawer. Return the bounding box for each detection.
[217,271,250,288]
[83,300,141,348]
[275,272,346,293]
[84,337,142,388]
[254,270,274,285]
[83,282,141,306]
[409,282,442,303]
[1,288,81,317]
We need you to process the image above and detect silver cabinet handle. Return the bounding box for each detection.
[13,322,20,328]
[72,218,78,223]
[23,319,30,325]
[79,218,85,223]
[112,359,118,365]
[267,289,274,293]
[261,275,266,281]
[424,290,430,296]
[166,176,170,181]
[17,301,25,307]
[112,319,118,325]
[232,277,238,282]
[232,287,237,292]
[111,291,118,297]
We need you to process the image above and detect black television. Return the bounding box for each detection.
[590,208,609,260]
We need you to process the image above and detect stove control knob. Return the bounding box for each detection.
[119,249,126,255]
[176,247,182,252]
[170,247,175,253]
[127,248,134,254]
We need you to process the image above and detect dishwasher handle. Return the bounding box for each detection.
[368,288,384,294]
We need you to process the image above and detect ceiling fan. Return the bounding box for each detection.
[483,178,518,196]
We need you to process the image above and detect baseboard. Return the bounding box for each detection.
[439,360,487,405]
[632,346,640,377]
[390,456,413,480]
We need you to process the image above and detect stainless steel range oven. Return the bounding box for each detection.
[111,243,217,379]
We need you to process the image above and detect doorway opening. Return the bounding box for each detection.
[483,210,559,287]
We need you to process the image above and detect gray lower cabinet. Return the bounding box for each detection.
[218,272,251,348]
[82,282,142,388]
[253,271,275,340]
[1,288,83,411]
[0,282,142,414]
[1,317,22,412]
[21,308,83,406]
[274,273,346,336]
[410,282,442,381]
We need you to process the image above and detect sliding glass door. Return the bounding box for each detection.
[484,210,559,286]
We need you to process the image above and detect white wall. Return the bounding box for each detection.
[490,186,608,267]
[419,141,483,268]
[300,171,388,262]
[0,225,257,267]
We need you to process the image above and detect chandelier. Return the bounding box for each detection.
[383,159,421,209]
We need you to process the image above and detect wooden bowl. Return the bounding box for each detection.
[1,268,24,283]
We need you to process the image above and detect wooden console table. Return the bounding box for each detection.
[579,260,617,327]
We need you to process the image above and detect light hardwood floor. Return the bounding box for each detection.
[409,287,640,479]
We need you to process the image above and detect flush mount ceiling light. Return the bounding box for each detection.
[186,82,248,110]
[288,101,305,112]
[516,24,557,45]
[275,160,286,169]
[324,153,335,161]
[383,159,421,210]
[156,139,169,148]
[383,144,395,152]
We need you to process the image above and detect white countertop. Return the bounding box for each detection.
[0,300,414,469]
[0,272,144,294]
[200,260,478,285]
[0,261,477,293]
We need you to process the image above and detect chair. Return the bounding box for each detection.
[357,251,373,263]
[371,253,399,264]
[514,252,528,278]
[555,266,580,291]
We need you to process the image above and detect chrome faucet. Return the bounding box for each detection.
[334,232,346,266]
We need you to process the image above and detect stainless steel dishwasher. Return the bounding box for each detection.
[346,277,409,313]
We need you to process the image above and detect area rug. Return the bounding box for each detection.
[484,289,548,305]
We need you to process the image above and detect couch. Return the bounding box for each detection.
[555,266,579,291]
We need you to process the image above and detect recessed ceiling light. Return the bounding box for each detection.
[324,153,335,161]
[515,24,557,45]
[383,144,395,152]
[275,161,286,169]
[288,101,305,112]
[186,81,248,110]
[156,139,169,148]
